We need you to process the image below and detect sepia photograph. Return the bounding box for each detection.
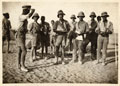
[2,1,118,84]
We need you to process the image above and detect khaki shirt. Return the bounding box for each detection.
[96,20,113,33]
[29,21,40,36]
[53,19,70,33]
[69,21,77,31]
[75,20,89,35]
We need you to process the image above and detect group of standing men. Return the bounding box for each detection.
[2,5,113,72]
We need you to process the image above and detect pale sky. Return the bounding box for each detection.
[2,1,118,33]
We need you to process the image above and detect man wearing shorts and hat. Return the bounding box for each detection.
[66,14,77,54]
[16,5,35,72]
[29,13,40,62]
[2,13,12,53]
[53,10,70,64]
[82,12,98,60]
[95,12,113,66]
[72,11,89,64]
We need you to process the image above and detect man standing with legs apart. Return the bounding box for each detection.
[40,16,51,59]
[29,13,40,62]
[53,10,70,65]
[95,12,113,66]
[2,13,12,53]
[82,12,98,60]
[16,5,35,72]
[72,11,89,64]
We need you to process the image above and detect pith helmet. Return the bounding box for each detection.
[22,5,31,9]
[57,10,65,18]
[32,13,39,19]
[77,11,85,18]
[70,14,76,19]
[90,12,96,17]
[101,12,109,17]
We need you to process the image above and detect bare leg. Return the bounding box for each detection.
[21,45,27,68]
[6,41,10,53]
[41,43,44,58]
[18,46,22,69]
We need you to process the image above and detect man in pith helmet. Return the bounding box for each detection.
[66,14,77,55]
[29,13,40,62]
[53,10,70,65]
[82,12,98,60]
[95,12,113,66]
[72,11,89,64]
[16,5,35,72]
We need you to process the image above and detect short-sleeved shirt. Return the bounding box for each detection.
[69,21,77,31]
[53,19,70,34]
[29,21,40,36]
[75,20,89,35]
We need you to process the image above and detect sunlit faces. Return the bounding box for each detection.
[33,17,39,21]
[102,16,107,21]
[41,16,45,22]
[58,14,64,20]
[90,16,95,20]
[78,16,84,21]
[51,20,55,25]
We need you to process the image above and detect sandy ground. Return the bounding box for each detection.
[3,34,118,83]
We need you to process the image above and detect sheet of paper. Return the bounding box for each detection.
[76,36,83,40]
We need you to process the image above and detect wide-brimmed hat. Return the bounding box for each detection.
[101,12,109,17]
[3,13,9,18]
[57,10,65,18]
[70,14,76,19]
[89,12,96,17]
[22,5,31,9]
[77,11,85,18]
[32,13,39,19]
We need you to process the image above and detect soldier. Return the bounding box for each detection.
[50,20,56,55]
[95,12,113,66]
[66,14,77,53]
[2,13,12,53]
[53,10,70,65]
[40,16,50,59]
[82,12,98,60]
[72,11,89,64]
[16,5,35,72]
[29,13,40,62]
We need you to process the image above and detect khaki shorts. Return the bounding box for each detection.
[55,34,67,47]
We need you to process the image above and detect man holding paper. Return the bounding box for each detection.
[72,11,89,64]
